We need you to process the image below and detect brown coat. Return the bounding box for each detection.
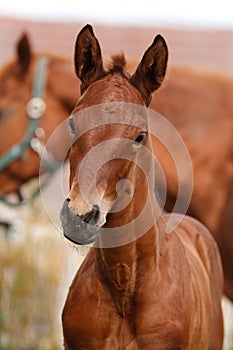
[61,25,224,350]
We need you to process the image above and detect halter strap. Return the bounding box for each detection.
[33,56,48,97]
[0,56,48,171]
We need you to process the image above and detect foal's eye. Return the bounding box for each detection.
[133,132,146,146]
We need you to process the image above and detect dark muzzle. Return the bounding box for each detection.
[59,199,101,245]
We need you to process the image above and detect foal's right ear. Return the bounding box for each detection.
[74,24,105,94]
[16,32,31,75]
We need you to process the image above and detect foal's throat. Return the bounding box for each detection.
[96,225,160,317]
[96,242,137,317]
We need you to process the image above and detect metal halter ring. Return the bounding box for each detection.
[26,97,46,119]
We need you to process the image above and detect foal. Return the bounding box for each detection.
[60,25,223,350]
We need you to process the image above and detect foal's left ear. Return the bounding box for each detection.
[16,32,31,75]
[74,24,105,94]
[130,34,168,106]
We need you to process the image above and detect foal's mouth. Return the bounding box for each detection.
[59,200,105,245]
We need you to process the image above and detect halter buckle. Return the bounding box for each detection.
[26,97,46,119]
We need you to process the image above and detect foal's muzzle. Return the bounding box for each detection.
[59,199,102,245]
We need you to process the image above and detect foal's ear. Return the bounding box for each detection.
[130,35,168,106]
[74,24,104,94]
[16,32,31,75]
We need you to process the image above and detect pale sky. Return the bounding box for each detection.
[0,0,233,28]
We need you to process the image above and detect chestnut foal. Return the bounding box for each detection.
[60,25,223,350]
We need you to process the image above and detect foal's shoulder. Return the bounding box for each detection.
[162,213,221,276]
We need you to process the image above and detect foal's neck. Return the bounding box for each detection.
[97,221,164,280]
[96,159,164,307]
[96,214,164,317]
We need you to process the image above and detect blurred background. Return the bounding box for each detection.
[1,0,233,72]
[0,1,232,349]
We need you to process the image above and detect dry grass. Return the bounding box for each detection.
[0,201,84,350]
[0,200,232,350]
[223,297,233,350]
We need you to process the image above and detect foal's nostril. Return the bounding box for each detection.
[81,205,100,225]
[92,204,100,222]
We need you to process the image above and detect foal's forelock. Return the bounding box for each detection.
[107,54,128,76]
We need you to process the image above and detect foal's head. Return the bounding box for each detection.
[60,25,168,246]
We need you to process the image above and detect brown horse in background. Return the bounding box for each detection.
[60,24,223,350]
[0,32,232,301]
[0,33,79,198]
[154,66,233,301]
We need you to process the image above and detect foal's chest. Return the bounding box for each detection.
[62,268,185,350]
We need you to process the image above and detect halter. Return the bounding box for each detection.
[0,56,60,207]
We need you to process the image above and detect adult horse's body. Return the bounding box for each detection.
[0,32,232,301]
[154,67,233,301]
[60,25,223,350]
